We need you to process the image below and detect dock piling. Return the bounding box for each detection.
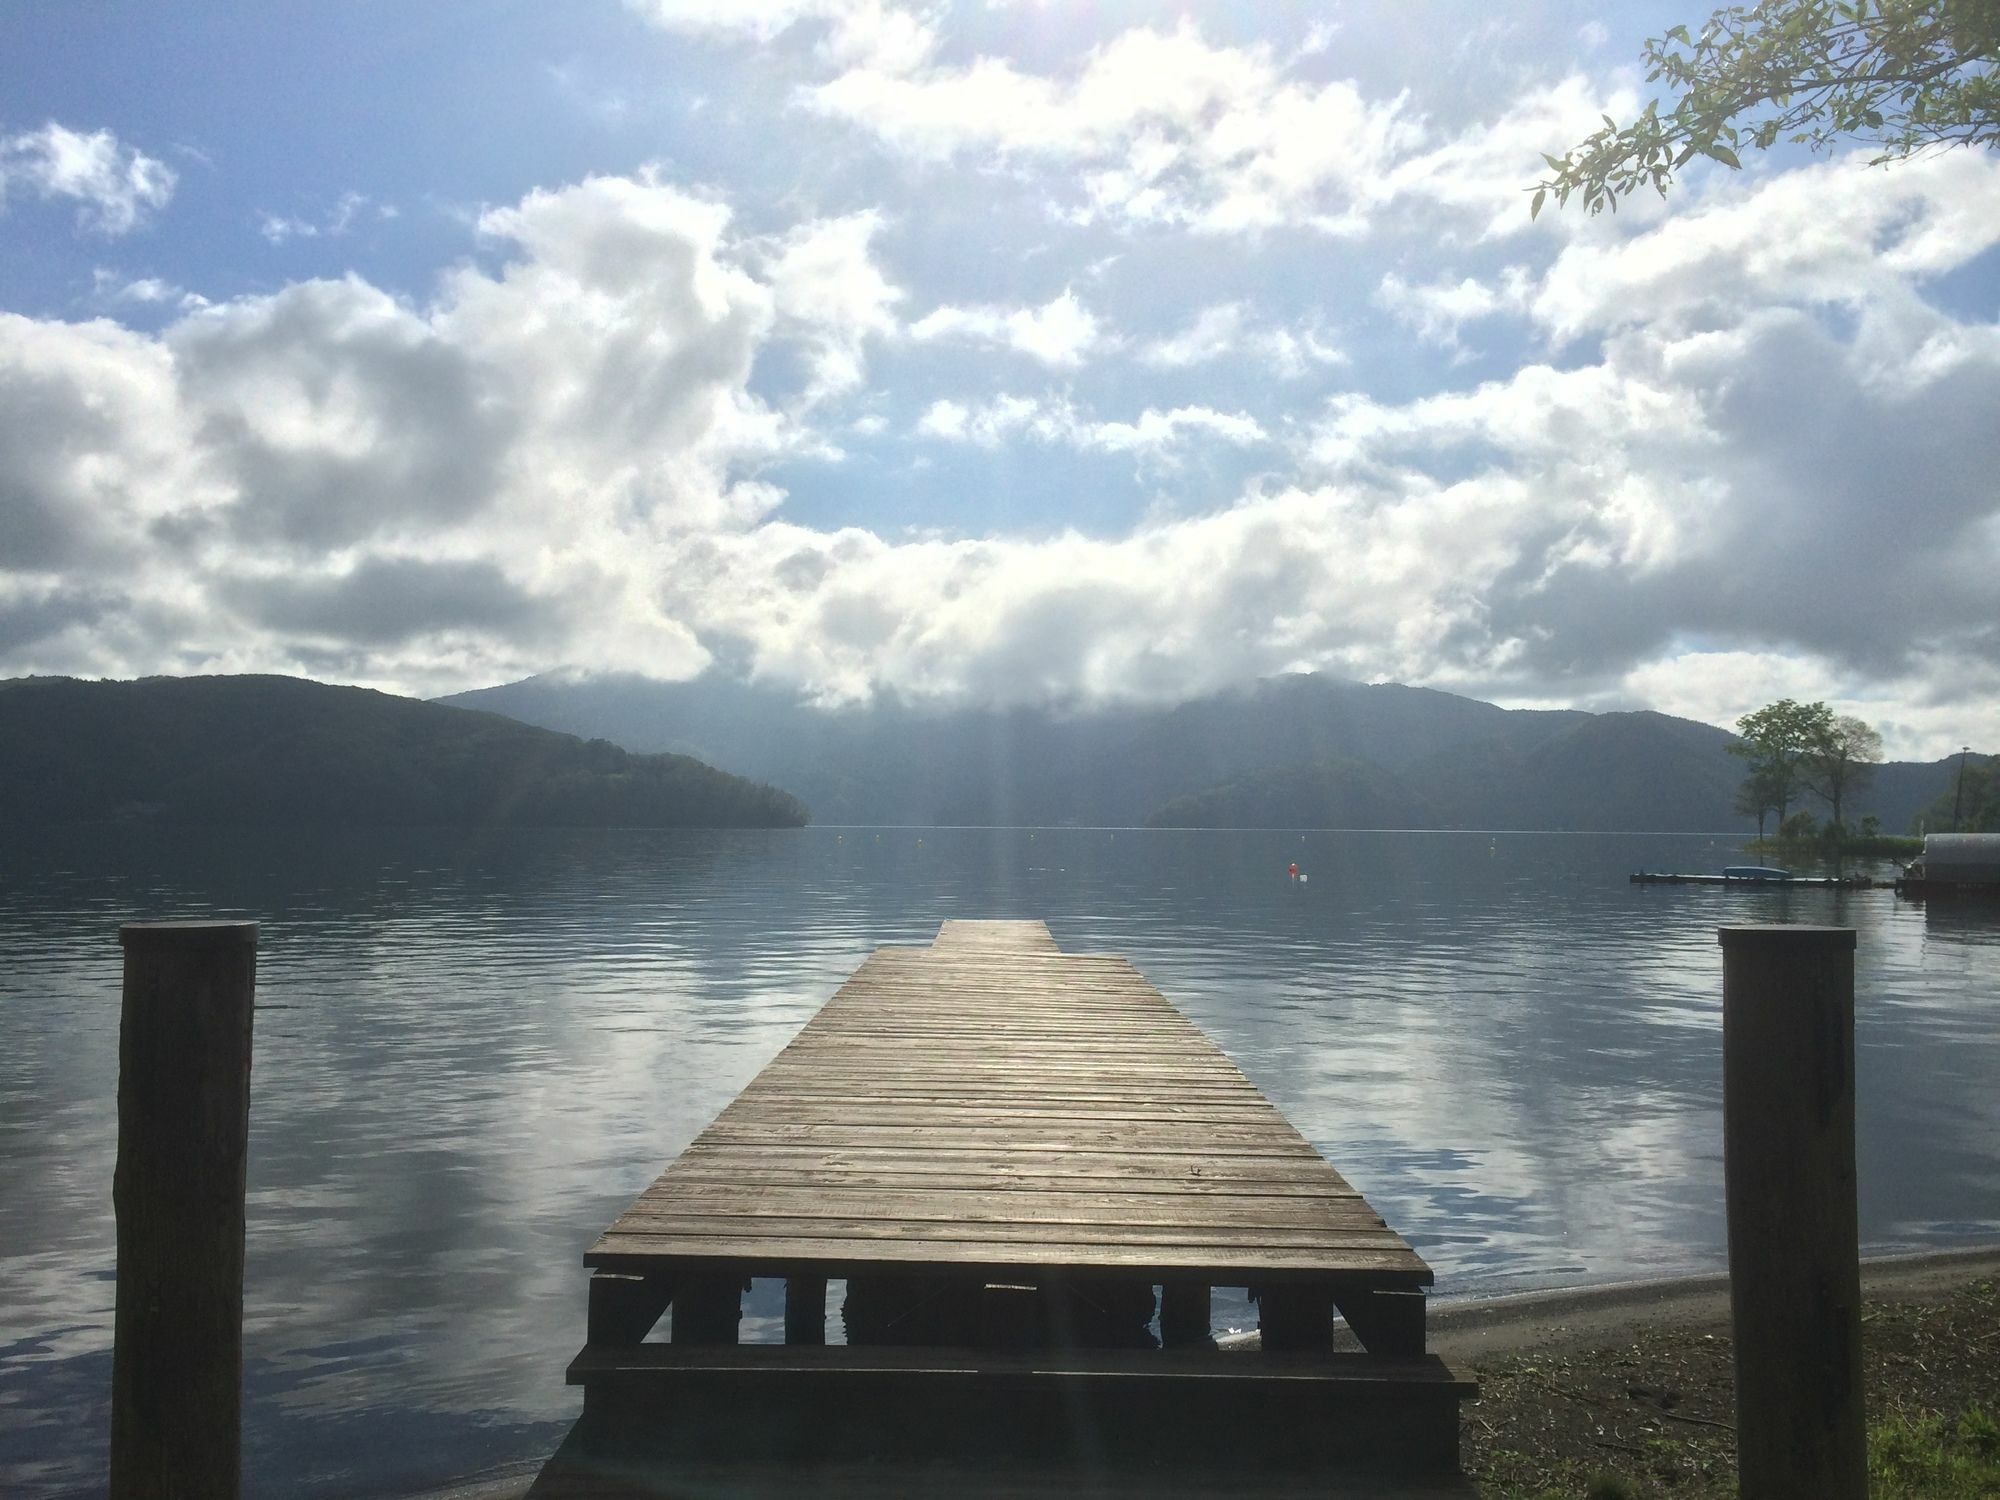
[1256,1285,1334,1351]
[1335,1287,1428,1356]
[670,1274,744,1345]
[587,1271,672,1347]
[783,1275,827,1345]
[1159,1281,1210,1347]
[1719,924,1865,1500]
[110,920,258,1500]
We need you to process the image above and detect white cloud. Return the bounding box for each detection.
[1301,306,2000,712]
[0,312,204,579]
[756,209,903,402]
[1375,268,1530,347]
[1086,405,1266,454]
[0,123,176,236]
[802,20,1422,236]
[1140,303,1247,367]
[1139,302,1344,376]
[914,392,1265,457]
[775,25,1646,243]
[258,213,309,244]
[5,135,1999,756]
[628,0,824,38]
[624,14,1686,247]
[651,478,1534,709]
[627,0,939,72]
[908,289,1101,366]
[1530,149,2000,344]
[0,171,876,689]
[107,275,176,304]
[259,191,387,245]
[1380,73,1646,240]
[914,397,968,440]
[90,269,209,313]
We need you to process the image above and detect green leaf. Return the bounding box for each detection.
[1530,187,1547,219]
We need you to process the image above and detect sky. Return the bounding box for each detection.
[2,1,1997,758]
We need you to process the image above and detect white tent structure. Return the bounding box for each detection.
[1903,833,2000,891]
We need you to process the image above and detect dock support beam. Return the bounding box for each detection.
[784,1276,827,1345]
[110,920,258,1500]
[1334,1288,1426,1356]
[671,1275,744,1345]
[1160,1281,1210,1347]
[1256,1285,1333,1351]
[587,1272,673,1347]
[980,1283,1042,1348]
[1720,925,1865,1500]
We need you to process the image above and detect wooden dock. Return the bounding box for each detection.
[542,920,1472,1491]
[1631,872,1877,888]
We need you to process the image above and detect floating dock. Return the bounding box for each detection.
[1631,872,1877,888]
[535,919,1472,1492]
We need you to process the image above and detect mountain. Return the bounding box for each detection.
[1860,754,1991,835]
[0,675,808,829]
[442,672,1596,826]
[1411,710,1748,831]
[1148,758,1437,828]
[441,669,1970,832]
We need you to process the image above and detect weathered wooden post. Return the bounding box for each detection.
[670,1274,744,1344]
[1160,1281,1210,1348]
[784,1275,828,1344]
[1718,925,1864,1500]
[110,920,258,1500]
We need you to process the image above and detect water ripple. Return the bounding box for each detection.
[1,826,1995,1497]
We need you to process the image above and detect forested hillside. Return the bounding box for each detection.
[447,670,1981,831]
[1148,758,1437,828]
[0,675,808,828]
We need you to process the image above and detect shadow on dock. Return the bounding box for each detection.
[525,1408,1476,1498]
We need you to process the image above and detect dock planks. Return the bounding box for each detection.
[587,921,1430,1288]
[547,920,1472,1490]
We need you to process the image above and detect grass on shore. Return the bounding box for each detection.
[1871,1405,2000,1497]
[1480,1405,2000,1499]
[1466,1277,2000,1499]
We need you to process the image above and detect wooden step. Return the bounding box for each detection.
[566,1342,1473,1471]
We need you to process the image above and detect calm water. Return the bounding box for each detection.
[2,826,1997,1496]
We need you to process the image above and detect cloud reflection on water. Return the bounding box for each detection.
[2,826,1997,1497]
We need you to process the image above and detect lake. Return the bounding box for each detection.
[3,826,1997,1497]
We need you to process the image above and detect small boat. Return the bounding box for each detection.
[1722,865,1791,880]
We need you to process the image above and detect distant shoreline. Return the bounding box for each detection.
[1426,1242,2000,1359]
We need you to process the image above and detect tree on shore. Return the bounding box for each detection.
[1731,698,1834,830]
[1534,0,2000,217]
[1733,759,1789,840]
[1920,754,1998,831]
[1799,713,1884,829]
